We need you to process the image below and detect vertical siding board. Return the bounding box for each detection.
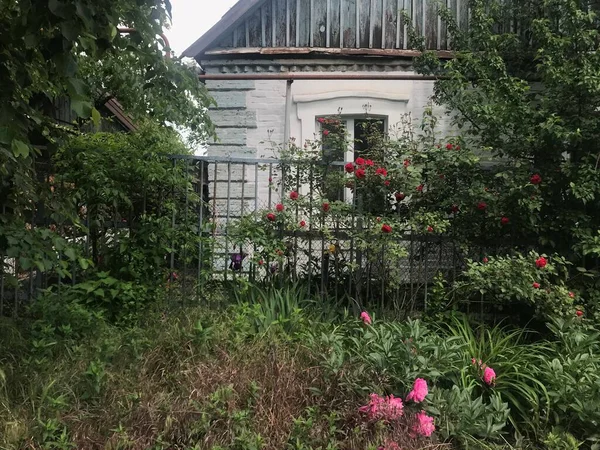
[425,0,438,49]
[371,0,383,48]
[384,0,398,48]
[298,0,310,45]
[248,10,262,47]
[289,0,297,46]
[400,0,410,49]
[439,0,448,49]
[276,0,287,46]
[342,0,356,47]
[313,0,327,46]
[415,0,423,42]
[234,23,246,47]
[330,0,341,47]
[359,0,371,47]
[458,0,469,32]
[265,1,273,46]
[220,33,234,48]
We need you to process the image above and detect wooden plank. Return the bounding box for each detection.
[313,0,328,47]
[298,0,310,46]
[248,10,262,47]
[219,33,234,48]
[458,0,469,32]
[234,23,246,47]
[424,0,437,49]
[415,0,423,41]
[204,46,455,58]
[330,0,341,47]
[264,2,273,47]
[359,0,371,48]
[342,0,356,48]
[384,0,398,48]
[276,0,287,46]
[371,0,383,48]
[289,0,297,46]
[402,0,411,49]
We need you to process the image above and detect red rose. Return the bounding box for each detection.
[446,143,453,150]
[290,191,299,200]
[258,260,264,266]
[355,157,366,166]
[345,162,354,173]
[501,217,510,225]
[299,220,306,227]
[276,203,284,212]
[576,310,583,317]
[483,257,489,263]
[384,180,390,186]
[568,291,575,298]
[376,167,388,177]
[477,202,487,211]
[535,256,547,268]
[416,184,424,192]
[533,282,540,289]
[403,159,411,167]
[267,213,276,221]
[427,226,434,233]
[355,168,366,179]
[381,224,392,233]
[323,129,330,136]
[366,159,374,166]
[451,204,459,213]
[395,192,406,201]
[317,117,325,123]
[322,202,330,212]
[530,174,542,185]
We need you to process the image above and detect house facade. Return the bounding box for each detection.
[183,0,467,274]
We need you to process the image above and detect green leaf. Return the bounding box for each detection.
[64,248,77,260]
[11,139,30,158]
[91,107,101,127]
[71,98,92,118]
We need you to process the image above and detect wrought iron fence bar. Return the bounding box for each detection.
[197,160,205,301]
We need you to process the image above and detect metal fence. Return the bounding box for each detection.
[1,155,484,317]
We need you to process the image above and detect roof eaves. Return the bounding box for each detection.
[181,0,266,60]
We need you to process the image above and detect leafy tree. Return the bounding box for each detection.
[411,0,600,287]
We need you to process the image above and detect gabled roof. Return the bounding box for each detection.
[183,0,467,62]
[182,0,265,59]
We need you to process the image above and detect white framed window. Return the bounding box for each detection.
[318,115,387,202]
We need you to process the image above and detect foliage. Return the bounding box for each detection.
[454,252,580,321]
[412,0,600,293]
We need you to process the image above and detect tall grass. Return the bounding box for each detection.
[441,315,551,435]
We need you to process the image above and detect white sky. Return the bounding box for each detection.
[168,0,240,56]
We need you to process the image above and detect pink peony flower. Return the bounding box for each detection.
[406,378,428,403]
[413,411,435,437]
[483,366,496,385]
[359,393,403,422]
[360,311,372,325]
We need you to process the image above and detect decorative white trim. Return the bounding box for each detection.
[293,90,410,103]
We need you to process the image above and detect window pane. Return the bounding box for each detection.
[354,119,385,159]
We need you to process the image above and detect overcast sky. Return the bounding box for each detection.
[168,0,239,56]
